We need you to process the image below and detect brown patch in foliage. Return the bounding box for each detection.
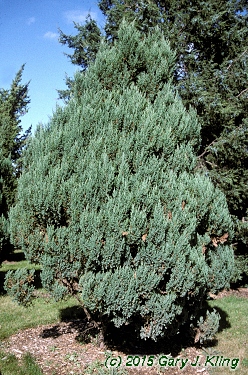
[211,233,229,247]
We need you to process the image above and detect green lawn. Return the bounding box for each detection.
[0,352,44,375]
[203,296,248,375]
[0,255,82,374]
[0,293,82,341]
[0,254,247,374]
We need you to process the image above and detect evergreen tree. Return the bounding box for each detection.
[59,14,102,70]
[0,154,12,258]
[58,14,102,102]
[97,0,248,284]
[9,23,234,342]
[98,0,248,216]
[99,0,162,39]
[0,65,31,260]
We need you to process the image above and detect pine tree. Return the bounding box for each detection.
[9,23,234,342]
[0,65,31,260]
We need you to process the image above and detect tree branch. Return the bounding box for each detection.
[226,49,247,71]
[198,139,218,158]
[205,160,218,168]
[236,88,248,98]
[62,277,98,326]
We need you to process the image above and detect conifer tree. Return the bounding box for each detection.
[58,14,102,102]
[97,0,248,218]
[95,0,248,284]
[0,154,12,258]
[59,1,248,219]
[0,65,31,260]
[59,14,102,70]
[9,23,234,342]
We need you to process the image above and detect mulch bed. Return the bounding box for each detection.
[1,288,247,375]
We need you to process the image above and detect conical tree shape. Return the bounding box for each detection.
[9,23,234,341]
[0,65,31,260]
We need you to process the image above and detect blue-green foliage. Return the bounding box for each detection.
[4,268,35,306]
[196,309,221,344]
[9,22,234,341]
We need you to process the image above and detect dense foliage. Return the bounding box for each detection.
[9,24,234,341]
[59,0,248,285]
[0,65,31,260]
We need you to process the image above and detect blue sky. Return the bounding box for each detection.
[0,0,105,133]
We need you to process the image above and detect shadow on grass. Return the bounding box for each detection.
[38,302,231,356]
[214,306,231,333]
[182,302,231,351]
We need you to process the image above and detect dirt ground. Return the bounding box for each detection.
[2,288,248,375]
[3,321,210,375]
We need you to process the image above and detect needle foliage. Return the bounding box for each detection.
[0,65,31,261]
[59,0,248,287]
[9,23,234,342]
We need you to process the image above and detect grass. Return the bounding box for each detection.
[0,252,83,374]
[0,252,247,374]
[84,359,128,375]
[0,351,44,375]
[0,251,42,294]
[202,296,248,375]
[0,251,83,341]
[0,260,41,273]
[0,293,82,341]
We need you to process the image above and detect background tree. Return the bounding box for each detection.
[0,65,31,261]
[58,14,102,102]
[59,0,248,285]
[9,23,234,343]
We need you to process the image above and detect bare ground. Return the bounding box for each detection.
[2,288,247,375]
[3,321,210,375]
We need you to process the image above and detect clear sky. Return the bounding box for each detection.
[0,0,105,133]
